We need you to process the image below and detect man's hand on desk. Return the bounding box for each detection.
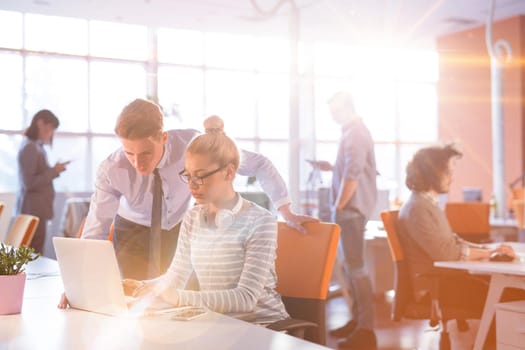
[278,204,319,234]
[58,292,70,309]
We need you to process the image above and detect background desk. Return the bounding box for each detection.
[490,217,521,242]
[435,242,525,350]
[0,258,330,350]
[364,220,394,295]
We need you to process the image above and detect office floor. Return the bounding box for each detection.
[325,294,481,350]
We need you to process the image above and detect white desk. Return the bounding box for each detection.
[0,258,330,350]
[435,243,525,350]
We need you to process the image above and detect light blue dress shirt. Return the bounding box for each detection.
[82,129,290,240]
[331,118,377,218]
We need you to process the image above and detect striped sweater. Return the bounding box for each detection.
[161,195,289,323]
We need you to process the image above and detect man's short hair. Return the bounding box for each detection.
[405,144,462,192]
[327,90,356,114]
[115,99,163,140]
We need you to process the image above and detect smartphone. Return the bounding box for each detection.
[170,307,207,321]
[58,159,73,166]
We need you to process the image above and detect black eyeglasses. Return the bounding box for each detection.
[179,164,227,186]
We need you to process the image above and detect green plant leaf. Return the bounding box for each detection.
[0,243,40,275]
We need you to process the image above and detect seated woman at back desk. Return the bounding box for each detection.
[123,116,289,324]
[397,144,520,314]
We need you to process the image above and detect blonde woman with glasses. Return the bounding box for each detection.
[124,116,289,324]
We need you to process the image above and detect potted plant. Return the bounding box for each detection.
[0,243,39,315]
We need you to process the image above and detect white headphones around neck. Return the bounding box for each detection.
[202,195,243,230]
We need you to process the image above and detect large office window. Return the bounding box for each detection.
[156,33,293,196]
[89,61,147,133]
[0,134,22,192]
[25,14,88,55]
[0,11,149,193]
[0,53,23,131]
[157,66,204,131]
[204,70,257,138]
[25,56,89,133]
[205,33,257,70]
[158,28,204,66]
[257,73,289,139]
[89,21,148,60]
[0,9,439,209]
[0,10,23,49]
[312,44,438,200]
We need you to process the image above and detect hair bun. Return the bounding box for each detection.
[204,115,225,134]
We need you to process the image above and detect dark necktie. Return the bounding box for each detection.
[149,168,163,278]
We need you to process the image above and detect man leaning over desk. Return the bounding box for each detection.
[80,98,315,280]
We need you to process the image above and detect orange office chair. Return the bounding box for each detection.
[444,202,491,242]
[513,199,525,228]
[4,214,40,248]
[76,217,87,238]
[381,210,481,350]
[0,202,5,219]
[512,187,524,201]
[76,217,115,242]
[267,221,340,345]
[108,221,115,242]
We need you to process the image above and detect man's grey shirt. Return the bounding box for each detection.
[331,118,377,219]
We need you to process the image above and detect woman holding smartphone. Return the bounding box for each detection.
[16,110,69,254]
[124,115,289,324]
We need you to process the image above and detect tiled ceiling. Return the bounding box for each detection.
[1,0,525,48]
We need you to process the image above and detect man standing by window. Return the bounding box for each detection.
[324,91,378,349]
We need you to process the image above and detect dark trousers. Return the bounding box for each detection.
[333,209,375,330]
[29,219,46,255]
[113,215,181,280]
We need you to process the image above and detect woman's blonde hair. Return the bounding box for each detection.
[115,98,164,140]
[187,115,240,170]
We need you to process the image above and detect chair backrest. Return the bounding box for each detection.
[77,218,114,242]
[0,202,4,219]
[108,221,115,242]
[444,202,490,236]
[76,217,87,238]
[380,210,415,321]
[512,187,524,201]
[5,214,40,248]
[380,210,403,262]
[275,221,340,345]
[61,197,91,237]
[275,221,340,299]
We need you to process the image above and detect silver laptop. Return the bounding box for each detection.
[53,237,204,319]
[53,237,129,316]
